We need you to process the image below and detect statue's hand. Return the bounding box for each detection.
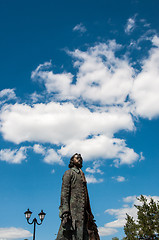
[61,212,72,230]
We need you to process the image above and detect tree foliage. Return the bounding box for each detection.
[124,195,159,239]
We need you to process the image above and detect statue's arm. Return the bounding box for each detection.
[59,170,71,218]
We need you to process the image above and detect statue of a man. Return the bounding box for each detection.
[56,153,100,240]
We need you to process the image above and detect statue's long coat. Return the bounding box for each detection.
[56,167,100,240]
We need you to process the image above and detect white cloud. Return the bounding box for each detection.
[123,195,137,203]
[31,36,159,121]
[86,160,104,174]
[98,226,117,236]
[30,35,159,120]
[0,147,27,164]
[105,204,137,228]
[33,144,63,165]
[59,135,139,165]
[152,35,159,46]
[131,36,159,119]
[33,144,45,155]
[0,227,32,239]
[44,148,64,165]
[32,41,134,105]
[0,144,63,166]
[125,16,136,34]
[139,152,145,161]
[112,176,126,182]
[0,89,16,99]
[86,174,103,184]
[0,102,137,166]
[30,92,43,103]
[68,41,134,105]
[73,23,87,33]
[0,89,16,105]
[31,61,52,79]
[0,103,133,144]
[1,34,159,168]
[31,62,73,99]
[99,195,159,236]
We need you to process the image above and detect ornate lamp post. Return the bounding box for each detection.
[24,209,46,240]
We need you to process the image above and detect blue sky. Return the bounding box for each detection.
[0,0,159,239]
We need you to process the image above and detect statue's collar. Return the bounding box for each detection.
[71,167,80,173]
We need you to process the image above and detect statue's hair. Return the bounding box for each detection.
[68,153,83,168]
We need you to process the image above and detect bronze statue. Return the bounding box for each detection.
[56,153,100,240]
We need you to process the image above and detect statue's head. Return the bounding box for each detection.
[69,153,83,169]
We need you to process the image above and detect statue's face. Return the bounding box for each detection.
[73,154,83,168]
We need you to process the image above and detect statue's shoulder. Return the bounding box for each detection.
[62,168,80,179]
[62,168,78,178]
[63,169,72,175]
[62,169,72,179]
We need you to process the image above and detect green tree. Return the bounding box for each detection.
[112,238,119,240]
[124,214,138,239]
[124,195,159,239]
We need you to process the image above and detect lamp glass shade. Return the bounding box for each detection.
[24,209,32,219]
[38,210,46,221]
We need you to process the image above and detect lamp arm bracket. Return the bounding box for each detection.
[36,221,43,226]
[27,218,37,225]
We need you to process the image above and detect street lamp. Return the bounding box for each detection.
[24,209,46,240]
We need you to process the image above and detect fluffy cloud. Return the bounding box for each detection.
[99,195,159,236]
[31,36,159,120]
[32,41,134,106]
[86,160,104,174]
[0,147,27,164]
[69,42,134,105]
[98,227,117,236]
[1,34,159,168]
[31,61,73,100]
[44,148,64,165]
[30,92,43,103]
[0,227,32,239]
[59,135,139,165]
[131,36,159,119]
[0,103,133,143]
[0,144,63,166]
[85,174,103,184]
[0,102,137,165]
[33,144,64,165]
[33,144,45,155]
